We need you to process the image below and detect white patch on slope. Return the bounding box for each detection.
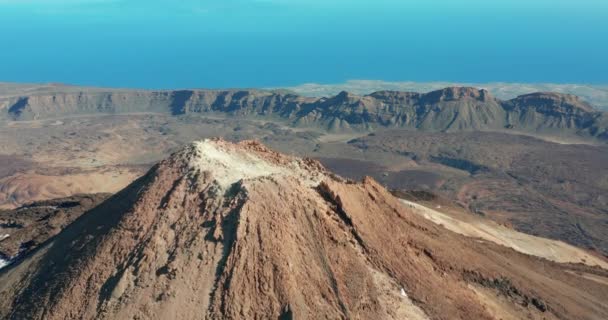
[187,140,322,190]
[0,258,9,270]
[18,205,57,211]
[401,199,608,270]
[189,141,285,189]
[0,234,9,241]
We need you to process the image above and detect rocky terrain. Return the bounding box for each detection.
[1,82,607,262]
[0,194,109,265]
[283,80,608,111]
[0,140,606,320]
[1,85,607,141]
[326,131,608,256]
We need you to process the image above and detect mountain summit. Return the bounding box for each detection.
[1,139,607,319]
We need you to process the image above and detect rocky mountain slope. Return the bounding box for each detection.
[1,140,606,320]
[0,194,109,268]
[2,86,606,141]
[334,130,608,256]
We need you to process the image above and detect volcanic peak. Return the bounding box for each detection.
[179,139,327,191]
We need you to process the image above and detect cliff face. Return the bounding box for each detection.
[0,139,607,320]
[1,90,312,120]
[503,92,599,131]
[2,87,607,140]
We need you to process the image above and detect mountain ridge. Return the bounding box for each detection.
[2,86,606,141]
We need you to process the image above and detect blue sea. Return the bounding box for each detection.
[0,0,606,88]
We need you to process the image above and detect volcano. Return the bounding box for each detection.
[0,139,606,320]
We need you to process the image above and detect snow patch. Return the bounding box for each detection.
[0,257,9,270]
[0,234,9,241]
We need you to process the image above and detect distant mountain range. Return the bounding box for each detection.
[1,85,607,142]
[282,80,608,111]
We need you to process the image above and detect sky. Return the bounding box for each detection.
[0,0,607,88]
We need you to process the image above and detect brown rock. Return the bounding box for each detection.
[0,139,606,320]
